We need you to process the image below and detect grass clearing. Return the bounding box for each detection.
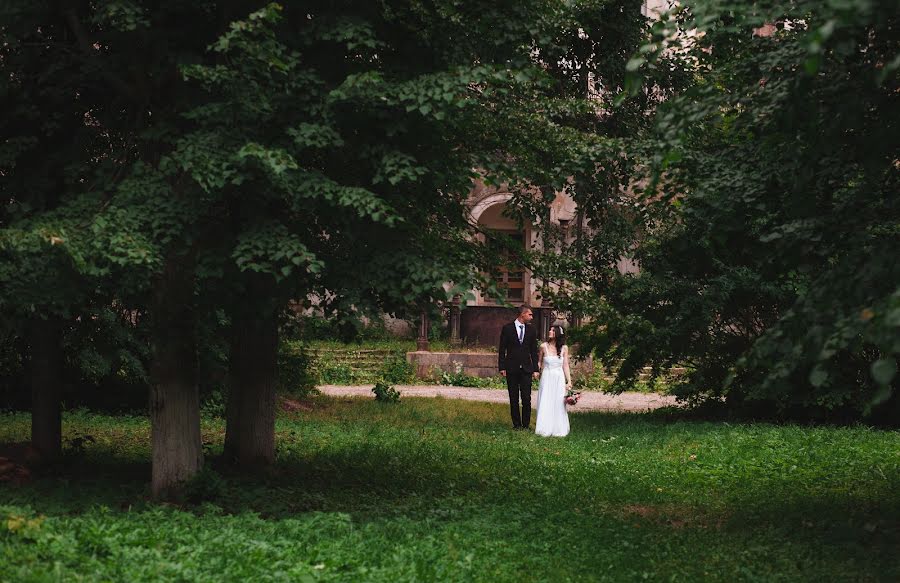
[1,399,898,581]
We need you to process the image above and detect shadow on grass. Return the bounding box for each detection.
[2,402,898,575]
[6,445,897,580]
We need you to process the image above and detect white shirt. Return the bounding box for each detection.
[515,319,525,343]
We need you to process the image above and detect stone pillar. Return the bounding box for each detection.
[540,298,552,341]
[416,308,430,352]
[449,295,461,347]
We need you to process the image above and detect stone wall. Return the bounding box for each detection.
[460,306,515,347]
[459,305,555,347]
[406,351,499,378]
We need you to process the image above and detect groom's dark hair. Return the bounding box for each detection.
[518,305,532,315]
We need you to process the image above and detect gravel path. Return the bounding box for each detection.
[318,384,677,412]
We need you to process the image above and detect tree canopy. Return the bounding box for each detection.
[554,0,899,421]
[1,0,651,492]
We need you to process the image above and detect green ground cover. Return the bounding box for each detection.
[2,399,898,582]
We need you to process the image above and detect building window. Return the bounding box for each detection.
[489,230,526,303]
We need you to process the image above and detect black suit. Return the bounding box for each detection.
[498,321,539,428]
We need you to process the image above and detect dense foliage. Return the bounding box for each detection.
[556,0,900,422]
[1,0,653,490]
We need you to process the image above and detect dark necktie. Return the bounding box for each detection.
[518,324,523,344]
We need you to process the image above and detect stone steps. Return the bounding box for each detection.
[308,349,400,373]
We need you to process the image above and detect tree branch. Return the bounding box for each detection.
[62,7,143,105]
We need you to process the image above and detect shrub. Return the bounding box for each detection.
[199,388,227,419]
[182,466,226,504]
[65,306,151,388]
[277,342,317,397]
[372,380,400,403]
[572,369,610,392]
[379,353,415,384]
[318,362,355,385]
[439,367,505,389]
[440,370,480,387]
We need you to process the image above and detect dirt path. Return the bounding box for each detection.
[317,385,677,412]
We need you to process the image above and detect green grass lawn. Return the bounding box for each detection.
[2,399,898,582]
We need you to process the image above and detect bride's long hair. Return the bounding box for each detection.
[550,325,566,354]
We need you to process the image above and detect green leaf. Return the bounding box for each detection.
[804,55,821,75]
[871,359,896,385]
[625,57,645,72]
[809,367,828,388]
[818,20,836,41]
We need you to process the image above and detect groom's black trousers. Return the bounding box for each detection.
[506,369,533,428]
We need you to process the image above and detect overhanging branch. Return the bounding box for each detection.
[63,8,143,105]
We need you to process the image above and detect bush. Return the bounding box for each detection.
[439,367,505,389]
[60,305,153,413]
[277,342,317,397]
[65,307,151,388]
[182,466,226,504]
[440,370,482,387]
[317,362,356,385]
[572,369,610,393]
[199,388,227,419]
[379,353,415,384]
[372,380,400,403]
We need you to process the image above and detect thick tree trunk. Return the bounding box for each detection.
[224,303,279,467]
[28,317,63,462]
[150,255,202,498]
[150,364,202,497]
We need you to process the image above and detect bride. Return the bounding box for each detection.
[535,325,572,437]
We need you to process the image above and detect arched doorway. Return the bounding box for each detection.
[474,200,528,305]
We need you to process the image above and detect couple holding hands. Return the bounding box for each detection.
[498,306,572,437]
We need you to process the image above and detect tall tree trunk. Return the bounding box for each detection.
[150,254,202,498]
[224,301,279,467]
[28,316,63,462]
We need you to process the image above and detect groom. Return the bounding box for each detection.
[498,305,540,430]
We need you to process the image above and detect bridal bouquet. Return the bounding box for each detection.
[564,388,581,405]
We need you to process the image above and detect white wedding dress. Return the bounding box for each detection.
[535,347,570,437]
